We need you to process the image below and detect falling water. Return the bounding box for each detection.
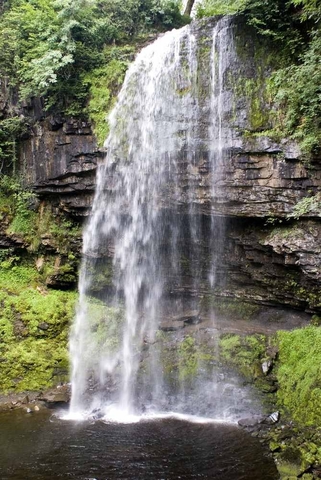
[69,18,259,421]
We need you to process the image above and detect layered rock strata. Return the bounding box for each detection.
[15,16,321,313]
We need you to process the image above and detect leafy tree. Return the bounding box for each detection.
[196,0,246,16]
[271,29,321,154]
[292,0,321,21]
[0,0,186,114]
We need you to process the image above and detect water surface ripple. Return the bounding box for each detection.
[0,410,278,480]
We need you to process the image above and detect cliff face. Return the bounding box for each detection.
[16,16,321,314]
[19,116,103,215]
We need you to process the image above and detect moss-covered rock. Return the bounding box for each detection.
[0,262,77,392]
[276,326,321,426]
[219,333,267,380]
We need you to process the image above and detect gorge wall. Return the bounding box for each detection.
[15,16,321,316]
[1,13,321,479]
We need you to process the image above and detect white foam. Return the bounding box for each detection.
[60,405,237,425]
[60,411,88,422]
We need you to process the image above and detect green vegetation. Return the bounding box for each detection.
[217,326,321,428]
[0,0,189,159]
[86,298,124,353]
[0,261,77,391]
[197,0,321,156]
[219,333,266,380]
[277,327,321,426]
[0,175,81,252]
[287,193,321,219]
[0,117,28,173]
[0,175,38,243]
[211,298,260,320]
[0,0,187,116]
[270,31,321,155]
[84,52,132,145]
[155,332,215,383]
[178,335,199,379]
[197,0,245,16]
[177,335,214,380]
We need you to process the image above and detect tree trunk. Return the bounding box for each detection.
[184,0,196,16]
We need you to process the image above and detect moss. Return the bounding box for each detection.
[0,179,82,254]
[0,337,69,392]
[287,193,321,220]
[0,262,77,392]
[276,327,321,426]
[83,257,114,293]
[283,279,321,310]
[86,298,124,353]
[311,315,321,326]
[155,331,216,383]
[205,297,260,320]
[276,442,316,478]
[177,335,199,380]
[276,459,302,478]
[36,203,81,253]
[84,47,134,145]
[219,333,266,380]
[231,74,271,131]
[266,225,300,242]
[4,189,38,244]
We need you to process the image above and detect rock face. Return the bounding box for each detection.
[17,16,321,313]
[19,117,104,215]
[224,219,321,312]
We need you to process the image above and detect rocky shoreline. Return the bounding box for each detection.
[0,384,71,413]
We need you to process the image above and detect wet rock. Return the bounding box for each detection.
[158,309,202,332]
[262,360,272,375]
[238,415,266,427]
[39,384,71,404]
[238,411,280,428]
[20,118,103,215]
[90,408,104,420]
[159,320,185,332]
[7,15,321,317]
[263,411,280,425]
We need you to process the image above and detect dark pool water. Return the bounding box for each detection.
[0,410,278,480]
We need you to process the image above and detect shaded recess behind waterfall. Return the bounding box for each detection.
[69,17,260,418]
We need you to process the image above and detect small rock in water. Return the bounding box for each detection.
[91,408,103,420]
[34,405,40,411]
[262,411,280,425]
[262,360,272,375]
[238,415,265,427]
[238,411,280,428]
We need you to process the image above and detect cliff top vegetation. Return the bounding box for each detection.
[197,0,321,156]
[0,0,188,116]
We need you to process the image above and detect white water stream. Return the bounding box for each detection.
[69,18,257,423]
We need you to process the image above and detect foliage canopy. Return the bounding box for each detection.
[0,0,187,114]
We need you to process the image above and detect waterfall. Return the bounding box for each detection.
[69,17,257,421]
